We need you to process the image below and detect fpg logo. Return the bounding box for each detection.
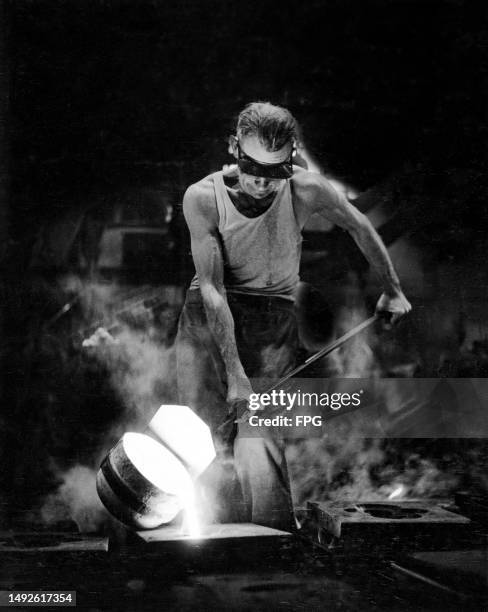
[295,415,322,426]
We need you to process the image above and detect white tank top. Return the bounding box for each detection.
[190,170,302,300]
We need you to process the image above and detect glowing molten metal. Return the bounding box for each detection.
[388,484,406,501]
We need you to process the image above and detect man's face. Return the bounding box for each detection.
[232,135,293,200]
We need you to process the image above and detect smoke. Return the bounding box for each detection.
[89,325,177,431]
[285,292,475,508]
[286,433,462,506]
[37,274,483,532]
[40,464,106,533]
[73,279,181,429]
[284,277,463,507]
[286,433,384,505]
[38,279,181,532]
[333,302,379,377]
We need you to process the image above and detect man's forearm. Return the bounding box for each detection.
[351,219,402,295]
[200,285,247,382]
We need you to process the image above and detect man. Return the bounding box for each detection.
[175,102,411,531]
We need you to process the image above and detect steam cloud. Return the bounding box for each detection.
[39,280,179,532]
[41,465,106,533]
[286,432,461,506]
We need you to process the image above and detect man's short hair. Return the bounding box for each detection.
[236,102,297,152]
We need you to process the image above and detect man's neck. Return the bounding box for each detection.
[224,177,277,218]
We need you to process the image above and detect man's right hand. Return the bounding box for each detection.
[226,375,254,411]
[214,376,253,448]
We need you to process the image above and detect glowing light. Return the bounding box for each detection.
[388,484,406,500]
[123,433,193,496]
[148,405,216,477]
[180,490,201,539]
[122,432,205,530]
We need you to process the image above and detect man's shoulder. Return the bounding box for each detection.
[291,166,323,192]
[185,173,216,201]
[291,167,342,208]
[183,173,219,224]
[290,167,326,211]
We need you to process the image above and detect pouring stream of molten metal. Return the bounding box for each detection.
[147,404,218,537]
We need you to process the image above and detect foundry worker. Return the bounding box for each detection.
[175,101,411,531]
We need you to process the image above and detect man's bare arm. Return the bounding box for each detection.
[295,173,411,321]
[183,183,252,403]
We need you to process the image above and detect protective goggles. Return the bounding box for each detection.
[236,142,295,179]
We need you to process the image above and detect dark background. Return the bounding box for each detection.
[5,0,488,248]
[1,0,488,528]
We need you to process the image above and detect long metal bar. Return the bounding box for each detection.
[263,314,378,394]
[233,314,379,424]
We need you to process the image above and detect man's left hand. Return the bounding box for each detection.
[375,291,412,325]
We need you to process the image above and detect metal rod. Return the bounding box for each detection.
[234,314,379,424]
[263,314,378,394]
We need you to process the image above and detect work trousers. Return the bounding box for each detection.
[175,289,297,531]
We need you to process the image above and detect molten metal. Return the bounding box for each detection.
[98,407,216,532]
[148,405,216,477]
[123,432,193,498]
[388,484,406,500]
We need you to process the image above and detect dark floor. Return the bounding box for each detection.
[0,518,486,611]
